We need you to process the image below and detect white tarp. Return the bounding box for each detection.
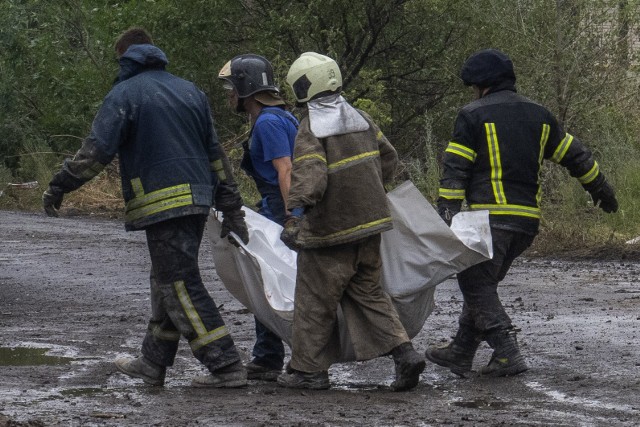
[207,180,492,359]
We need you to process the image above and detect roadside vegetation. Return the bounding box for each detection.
[1,0,640,252]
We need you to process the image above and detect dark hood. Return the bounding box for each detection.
[116,44,168,83]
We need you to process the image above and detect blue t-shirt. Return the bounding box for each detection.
[250,107,299,187]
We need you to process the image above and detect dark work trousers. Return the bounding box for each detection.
[252,186,286,369]
[457,228,535,336]
[141,214,240,372]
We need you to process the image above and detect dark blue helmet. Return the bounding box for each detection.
[460,49,516,87]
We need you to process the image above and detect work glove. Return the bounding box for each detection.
[280,215,301,251]
[437,200,461,227]
[42,186,64,218]
[220,209,249,246]
[589,181,618,213]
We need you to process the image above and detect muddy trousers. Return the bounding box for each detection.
[141,214,240,372]
[290,234,409,373]
[457,228,535,337]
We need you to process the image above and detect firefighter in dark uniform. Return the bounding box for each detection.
[425,49,618,377]
[42,28,250,388]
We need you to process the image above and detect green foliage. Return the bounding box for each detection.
[2,0,640,248]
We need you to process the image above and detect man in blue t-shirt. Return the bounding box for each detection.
[219,54,299,380]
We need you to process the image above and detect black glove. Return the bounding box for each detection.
[280,215,301,251]
[589,181,618,213]
[42,186,64,217]
[437,200,461,227]
[220,209,249,246]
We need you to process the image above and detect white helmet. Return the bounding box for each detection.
[286,52,342,103]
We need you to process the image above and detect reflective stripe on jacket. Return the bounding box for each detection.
[439,89,604,234]
[288,110,398,248]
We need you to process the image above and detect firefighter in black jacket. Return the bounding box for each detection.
[426,49,618,377]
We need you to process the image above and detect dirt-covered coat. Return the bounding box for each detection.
[287,111,398,248]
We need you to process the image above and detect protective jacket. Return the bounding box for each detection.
[439,86,605,235]
[288,110,397,248]
[49,44,242,230]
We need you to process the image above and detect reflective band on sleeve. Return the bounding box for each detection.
[445,142,477,162]
[485,123,506,204]
[439,188,465,200]
[470,203,541,219]
[302,217,392,244]
[328,150,379,173]
[210,159,226,182]
[376,130,384,140]
[294,153,327,164]
[551,133,574,163]
[578,161,600,184]
[536,124,551,206]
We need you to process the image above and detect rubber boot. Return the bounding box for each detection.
[390,342,426,392]
[425,328,481,377]
[480,328,528,377]
[114,356,166,386]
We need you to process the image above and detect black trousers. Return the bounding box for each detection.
[457,228,535,335]
[141,214,240,372]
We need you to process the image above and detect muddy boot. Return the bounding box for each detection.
[425,328,481,377]
[390,342,426,392]
[246,360,282,382]
[114,356,166,386]
[480,329,528,377]
[192,361,248,388]
[276,369,330,390]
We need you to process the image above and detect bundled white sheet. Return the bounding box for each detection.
[207,180,492,360]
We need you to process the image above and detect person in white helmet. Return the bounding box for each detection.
[218,54,299,381]
[276,52,425,391]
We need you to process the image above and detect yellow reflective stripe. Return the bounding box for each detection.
[376,130,384,140]
[126,184,191,211]
[150,324,181,341]
[303,217,393,243]
[210,160,226,182]
[174,280,207,335]
[485,123,506,204]
[445,142,477,162]
[126,196,193,222]
[173,281,231,351]
[190,326,230,352]
[328,150,379,171]
[551,133,574,163]
[439,188,465,200]
[294,153,327,164]
[131,178,144,196]
[470,203,541,219]
[536,124,551,206]
[578,161,600,184]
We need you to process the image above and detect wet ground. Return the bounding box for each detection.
[1,210,639,426]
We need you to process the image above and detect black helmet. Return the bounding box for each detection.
[460,49,516,87]
[218,54,279,98]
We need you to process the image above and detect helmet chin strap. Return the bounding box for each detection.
[235,97,246,113]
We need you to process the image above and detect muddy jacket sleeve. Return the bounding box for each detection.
[205,110,243,213]
[287,117,328,210]
[543,115,606,192]
[368,115,398,184]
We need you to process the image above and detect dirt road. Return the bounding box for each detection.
[1,210,639,426]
